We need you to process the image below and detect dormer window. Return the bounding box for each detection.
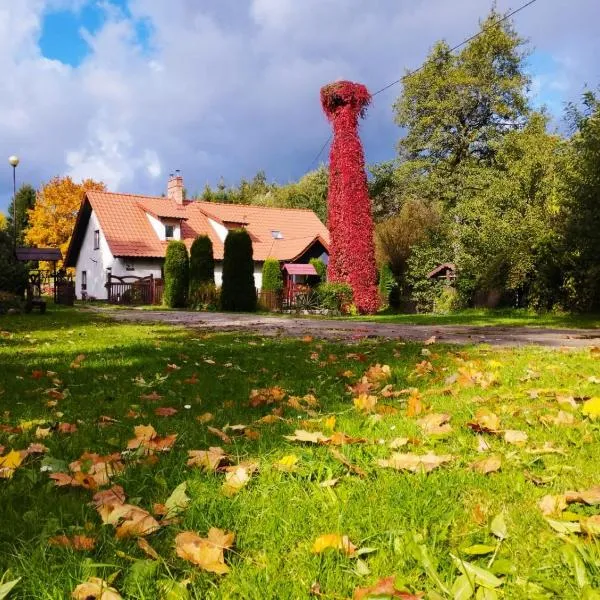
[271,230,283,239]
[165,224,174,239]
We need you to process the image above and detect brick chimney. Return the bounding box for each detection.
[167,170,184,204]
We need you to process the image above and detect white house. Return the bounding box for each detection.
[65,173,329,300]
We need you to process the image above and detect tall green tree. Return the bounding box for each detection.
[559,91,600,310]
[163,241,189,308]
[221,230,256,312]
[189,235,215,290]
[0,229,27,295]
[394,8,530,207]
[7,184,36,244]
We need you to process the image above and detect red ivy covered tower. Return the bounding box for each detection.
[321,80,379,314]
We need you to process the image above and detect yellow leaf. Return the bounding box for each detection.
[312,533,356,555]
[175,528,235,574]
[0,449,24,479]
[504,430,528,446]
[417,413,452,435]
[273,455,299,472]
[187,447,227,472]
[323,415,336,431]
[222,462,258,497]
[582,397,600,420]
[353,394,378,413]
[470,455,502,475]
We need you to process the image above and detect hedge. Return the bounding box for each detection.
[163,240,189,308]
[261,258,283,292]
[309,258,327,281]
[189,235,215,296]
[221,229,256,312]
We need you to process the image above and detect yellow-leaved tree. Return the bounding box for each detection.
[0,211,6,230]
[25,176,105,267]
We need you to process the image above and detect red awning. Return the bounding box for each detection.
[283,263,317,276]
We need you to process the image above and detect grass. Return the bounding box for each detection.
[0,308,599,599]
[339,308,600,329]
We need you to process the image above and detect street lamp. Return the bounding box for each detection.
[8,155,19,252]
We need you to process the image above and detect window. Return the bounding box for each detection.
[81,271,87,291]
[125,262,135,271]
[165,224,174,239]
[94,230,100,250]
[271,230,283,239]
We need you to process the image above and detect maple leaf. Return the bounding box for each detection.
[70,354,86,369]
[467,409,501,434]
[49,534,96,551]
[580,515,600,536]
[406,390,424,417]
[353,394,378,413]
[140,391,163,402]
[0,449,24,479]
[154,407,178,417]
[97,502,161,538]
[57,422,78,434]
[249,386,286,407]
[284,429,330,444]
[364,364,392,384]
[197,412,214,424]
[207,426,232,444]
[349,378,374,396]
[72,577,122,600]
[417,413,452,435]
[273,455,300,472]
[187,447,228,472]
[329,448,367,478]
[127,425,177,453]
[582,397,600,420]
[328,432,368,446]
[538,494,567,516]
[354,576,424,599]
[564,486,600,506]
[470,455,502,474]
[377,452,453,473]
[504,430,528,446]
[222,462,258,497]
[312,533,356,555]
[413,360,434,377]
[91,485,127,509]
[175,528,235,574]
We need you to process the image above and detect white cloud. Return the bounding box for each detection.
[1,0,599,210]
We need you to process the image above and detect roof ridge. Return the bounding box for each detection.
[193,199,317,212]
[89,190,166,201]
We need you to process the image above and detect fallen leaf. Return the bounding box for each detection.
[48,534,96,551]
[127,425,177,453]
[207,426,232,444]
[72,577,122,600]
[175,528,235,574]
[580,515,600,536]
[564,486,600,506]
[377,452,453,473]
[470,455,502,474]
[467,409,501,434]
[417,413,452,435]
[273,455,299,472]
[319,478,339,488]
[389,437,410,449]
[504,430,528,446]
[187,447,227,472]
[539,494,567,516]
[0,449,24,479]
[140,391,162,402]
[406,390,424,417]
[196,412,214,424]
[249,386,286,407]
[312,533,356,556]
[222,462,258,497]
[97,502,161,538]
[423,336,436,346]
[154,407,178,417]
[354,576,424,599]
[163,482,190,519]
[284,429,329,444]
[582,397,600,420]
[137,537,160,560]
[476,435,492,453]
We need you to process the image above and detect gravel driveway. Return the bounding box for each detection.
[97,309,600,348]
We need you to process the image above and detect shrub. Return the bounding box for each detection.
[189,282,220,311]
[221,229,256,312]
[0,291,23,314]
[261,258,283,292]
[309,258,327,282]
[378,263,397,308]
[316,282,353,313]
[0,229,27,295]
[433,286,461,314]
[163,241,189,308]
[189,236,215,300]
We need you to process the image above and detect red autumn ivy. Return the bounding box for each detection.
[321,80,379,314]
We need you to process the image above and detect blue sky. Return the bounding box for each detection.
[1,0,599,213]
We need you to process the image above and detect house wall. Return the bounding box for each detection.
[111,258,163,279]
[75,211,113,299]
[145,213,181,241]
[213,261,262,290]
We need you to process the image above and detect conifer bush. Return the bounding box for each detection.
[261,258,283,292]
[163,241,189,308]
[221,229,256,312]
[189,235,215,307]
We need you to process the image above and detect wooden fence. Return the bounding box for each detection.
[106,274,163,305]
[259,285,318,312]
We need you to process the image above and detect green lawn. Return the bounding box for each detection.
[1,309,599,599]
[341,308,600,329]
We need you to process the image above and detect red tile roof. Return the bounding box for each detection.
[70,191,329,263]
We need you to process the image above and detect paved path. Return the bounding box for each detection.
[98,309,600,348]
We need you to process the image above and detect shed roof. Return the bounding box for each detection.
[283,263,318,276]
[426,263,456,279]
[15,247,62,262]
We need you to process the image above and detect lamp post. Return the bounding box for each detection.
[8,155,19,252]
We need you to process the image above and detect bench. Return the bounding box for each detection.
[25,298,47,314]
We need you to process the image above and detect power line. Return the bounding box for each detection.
[304,0,539,172]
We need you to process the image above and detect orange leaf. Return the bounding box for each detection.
[175,528,235,574]
[354,576,424,599]
[49,534,96,551]
[187,447,228,472]
[154,407,178,417]
[312,533,356,555]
